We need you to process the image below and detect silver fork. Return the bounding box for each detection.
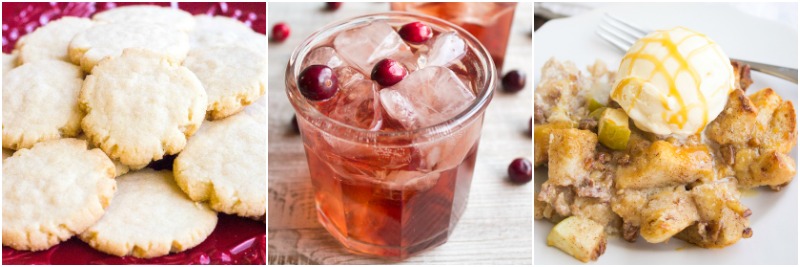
[597,13,798,84]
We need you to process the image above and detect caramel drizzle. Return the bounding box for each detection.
[613,28,725,134]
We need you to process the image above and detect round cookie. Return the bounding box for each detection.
[68,22,189,72]
[3,52,17,75]
[184,45,266,119]
[80,48,207,170]
[92,5,195,32]
[174,97,266,218]
[15,16,94,64]
[79,169,218,258]
[3,60,84,150]
[3,138,116,251]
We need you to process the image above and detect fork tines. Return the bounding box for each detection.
[597,13,652,52]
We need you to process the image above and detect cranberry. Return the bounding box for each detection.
[371,59,407,87]
[298,65,338,101]
[326,2,342,11]
[398,21,433,44]
[508,158,532,184]
[271,22,290,42]
[502,70,526,93]
[291,114,300,133]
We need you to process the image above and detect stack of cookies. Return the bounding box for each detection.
[2,5,266,259]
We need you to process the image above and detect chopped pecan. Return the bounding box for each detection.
[720,144,736,165]
[622,222,639,242]
[731,60,753,92]
[742,208,752,218]
[742,227,753,238]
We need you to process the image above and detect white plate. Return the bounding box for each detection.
[534,3,798,265]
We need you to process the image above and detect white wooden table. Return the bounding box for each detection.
[267,2,533,264]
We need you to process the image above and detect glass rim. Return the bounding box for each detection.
[285,11,496,140]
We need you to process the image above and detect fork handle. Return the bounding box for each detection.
[732,58,798,84]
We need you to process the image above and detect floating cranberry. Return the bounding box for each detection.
[271,22,290,42]
[326,2,342,11]
[502,70,526,93]
[298,65,338,101]
[371,59,407,87]
[508,158,532,184]
[398,21,433,44]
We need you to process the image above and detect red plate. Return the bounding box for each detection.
[1,2,266,264]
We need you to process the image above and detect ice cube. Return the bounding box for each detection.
[334,66,364,88]
[379,66,476,129]
[423,31,466,68]
[383,170,440,191]
[333,21,415,74]
[416,116,483,172]
[325,68,383,130]
[301,46,342,70]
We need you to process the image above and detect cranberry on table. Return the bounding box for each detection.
[326,2,342,11]
[398,21,433,44]
[508,158,532,184]
[298,65,338,101]
[502,70,526,93]
[271,22,290,42]
[291,114,300,133]
[371,59,408,87]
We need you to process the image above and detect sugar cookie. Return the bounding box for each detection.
[79,169,217,258]
[174,97,266,218]
[80,49,206,170]
[69,22,189,72]
[15,17,93,63]
[3,60,84,150]
[3,138,116,251]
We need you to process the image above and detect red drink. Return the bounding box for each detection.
[391,2,517,71]
[286,13,495,259]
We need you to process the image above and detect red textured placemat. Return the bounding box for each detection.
[1,2,266,264]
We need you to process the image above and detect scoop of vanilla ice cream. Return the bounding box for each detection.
[610,27,735,136]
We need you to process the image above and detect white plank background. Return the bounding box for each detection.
[267,2,533,264]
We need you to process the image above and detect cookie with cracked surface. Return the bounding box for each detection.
[68,22,189,72]
[2,138,116,251]
[15,16,94,64]
[92,5,195,32]
[184,45,266,119]
[3,60,84,150]
[80,48,206,170]
[79,169,218,258]
[174,97,266,218]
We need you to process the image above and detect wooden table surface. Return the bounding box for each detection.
[267,3,533,264]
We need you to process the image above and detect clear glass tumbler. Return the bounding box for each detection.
[286,12,496,260]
